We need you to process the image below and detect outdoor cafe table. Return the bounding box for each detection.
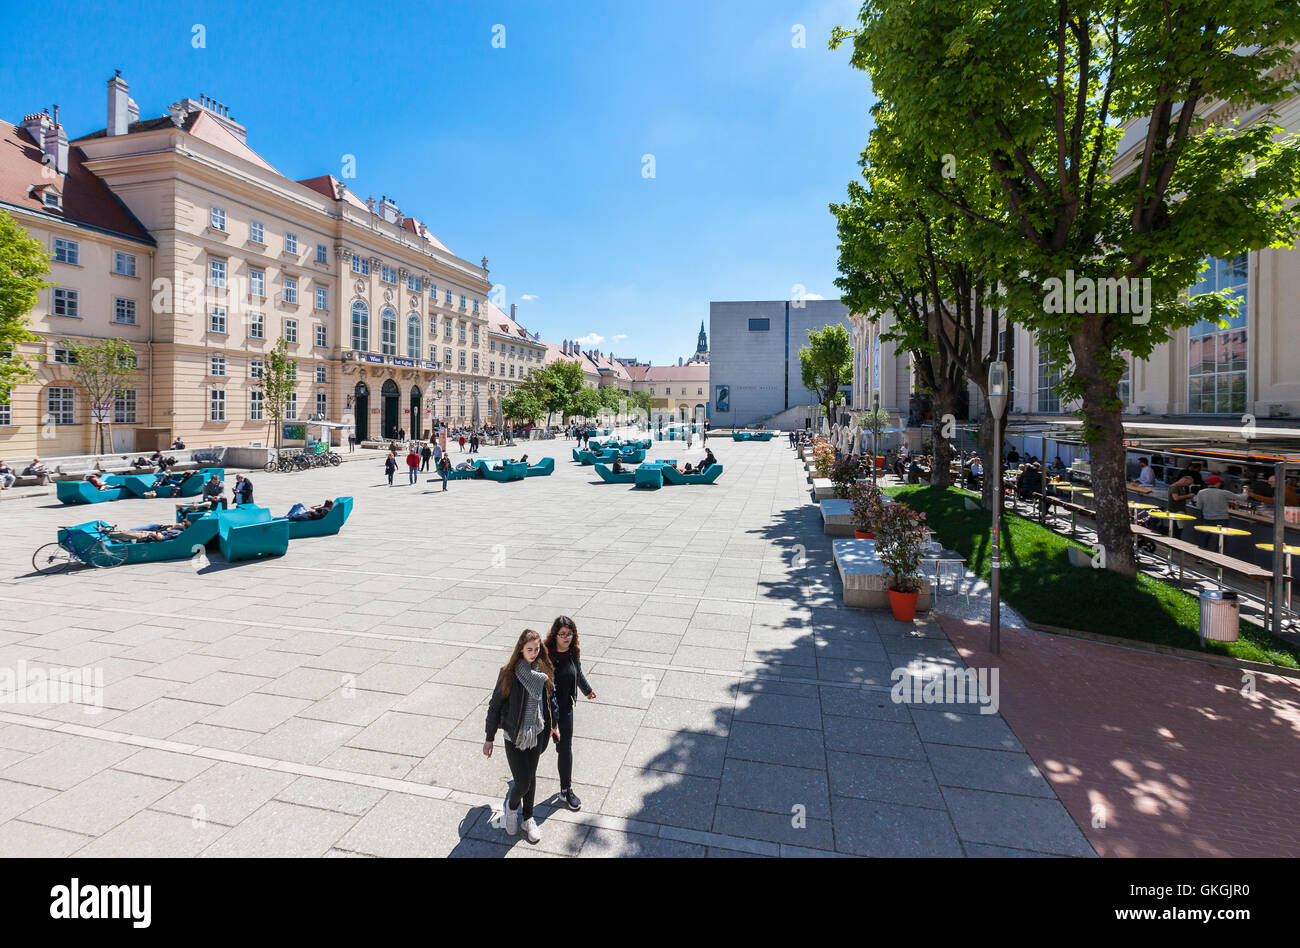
[1256,543,1300,616]
[1193,524,1251,555]
[1146,510,1195,537]
[1128,501,1157,522]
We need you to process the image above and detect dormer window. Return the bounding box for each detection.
[43,191,62,210]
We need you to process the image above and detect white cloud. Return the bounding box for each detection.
[520,294,539,301]
[804,293,826,300]
[612,334,628,341]
[575,333,605,346]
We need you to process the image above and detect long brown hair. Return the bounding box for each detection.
[496,628,554,697]
[544,616,580,663]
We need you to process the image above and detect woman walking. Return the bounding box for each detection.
[384,451,397,487]
[544,617,596,811]
[483,629,560,844]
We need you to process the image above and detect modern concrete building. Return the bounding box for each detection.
[709,299,854,428]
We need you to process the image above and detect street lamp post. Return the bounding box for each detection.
[872,392,880,487]
[988,361,1009,655]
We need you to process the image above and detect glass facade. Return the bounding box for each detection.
[1188,253,1248,414]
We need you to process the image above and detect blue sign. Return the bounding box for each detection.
[715,385,730,413]
[392,357,415,367]
[420,361,439,371]
[362,353,386,364]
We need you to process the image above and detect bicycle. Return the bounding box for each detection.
[33,523,128,575]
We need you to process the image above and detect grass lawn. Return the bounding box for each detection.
[888,484,1300,669]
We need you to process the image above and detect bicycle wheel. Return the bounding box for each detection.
[328,453,341,466]
[86,539,128,569]
[32,543,75,575]
[265,458,278,473]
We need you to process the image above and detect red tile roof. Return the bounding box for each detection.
[0,120,152,243]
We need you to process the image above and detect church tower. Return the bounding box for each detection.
[691,320,709,363]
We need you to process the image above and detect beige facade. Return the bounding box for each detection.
[628,363,710,422]
[484,302,545,420]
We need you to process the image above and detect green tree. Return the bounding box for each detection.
[501,389,544,425]
[0,209,50,405]
[570,385,603,421]
[57,337,139,456]
[799,324,854,423]
[835,0,1300,575]
[256,336,296,452]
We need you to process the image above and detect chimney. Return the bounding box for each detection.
[45,106,69,175]
[107,71,130,136]
[510,303,516,320]
[127,97,139,124]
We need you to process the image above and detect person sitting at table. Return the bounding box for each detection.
[1167,475,1195,539]
[1248,472,1300,507]
[1133,456,1155,487]
[1016,464,1043,500]
[1050,455,1066,473]
[1005,447,1020,465]
[1189,476,1249,550]
[84,472,115,491]
[966,455,983,490]
[907,457,925,485]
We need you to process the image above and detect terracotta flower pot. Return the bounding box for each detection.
[888,587,919,622]
[854,529,874,539]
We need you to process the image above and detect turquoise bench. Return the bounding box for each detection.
[634,466,664,489]
[119,467,224,499]
[525,458,554,477]
[594,463,636,484]
[215,505,289,562]
[280,496,353,539]
[661,463,724,485]
[732,431,774,442]
[476,460,528,482]
[60,516,220,565]
[56,475,128,505]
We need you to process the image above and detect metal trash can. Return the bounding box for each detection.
[1199,589,1239,643]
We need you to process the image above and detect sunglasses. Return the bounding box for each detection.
[557,630,574,638]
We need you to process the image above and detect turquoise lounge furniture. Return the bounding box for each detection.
[732,431,774,442]
[634,465,663,489]
[594,463,636,484]
[56,476,128,504]
[215,505,289,562]
[119,467,224,499]
[280,496,353,539]
[661,463,724,485]
[476,460,528,482]
[525,458,555,477]
[60,516,220,565]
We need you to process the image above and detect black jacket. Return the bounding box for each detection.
[485,670,558,746]
[553,650,594,704]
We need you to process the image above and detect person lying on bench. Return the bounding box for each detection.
[84,473,115,491]
[107,519,193,543]
[682,463,696,475]
[285,499,334,521]
[130,456,154,470]
[153,470,196,495]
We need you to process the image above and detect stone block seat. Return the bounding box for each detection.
[214,504,290,562]
[820,499,854,537]
[812,478,837,501]
[660,464,723,485]
[832,538,933,611]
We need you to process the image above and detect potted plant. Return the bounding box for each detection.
[849,480,884,538]
[829,455,861,499]
[812,439,836,480]
[873,501,928,621]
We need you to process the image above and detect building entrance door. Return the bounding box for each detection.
[382,379,400,439]
[353,382,370,442]
[410,386,422,440]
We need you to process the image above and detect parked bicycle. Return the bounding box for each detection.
[33,523,128,574]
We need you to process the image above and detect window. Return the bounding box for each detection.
[284,233,299,255]
[351,300,369,351]
[209,306,227,334]
[315,287,328,311]
[444,321,452,340]
[381,265,397,284]
[0,403,10,426]
[283,277,298,304]
[444,380,452,391]
[459,294,466,310]
[473,382,479,393]
[490,340,496,352]
[209,389,226,421]
[249,268,265,298]
[698,387,703,395]
[351,254,369,275]
[250,312,265,339]
[250,220,265,244]
[113,390,137,424]
[53,288,79,318]
[444,347,452,366]
[43,192,61,210]
[1188,253,1249,415]
[444,289,452,305]
[459,351,466,369]
[459,323,466,344]
[459,380,467,392]
[314,324,327,348]
[250,359,265,379]
[429,316,437,336]
[472,300,479,315]
[210,207,226,231]
[472,353,479,371]
[490,361,496,375]
[429,345,438,362]
[53,347,78,364]
[249,390,264,421]
[315,365,327,384]
[428,283,437,298]
[1116,355,1131,408]
[408,275,422,292]
[209,258,227,289]
[380,307,397,356]
[509,345,516,357]
[748,318,770,331]
[210,355,227,377]
[509,364,515,378]
[47,386,75,425]
[51,237,76,265]
[472,326,479,345]
[285,319,298,344]
[315,392,327,417]
[316,243,328,264]
[1037,344,1062,413]
[113,251,137,277]
[407,313,421,359]
[285,362,297,384]
[285,392,298,419]
[113,298,137,325]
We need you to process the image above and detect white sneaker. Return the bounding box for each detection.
[520,817,541,844]
[502,790,518,836]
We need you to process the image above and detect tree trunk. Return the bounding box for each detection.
[928,383,957,488]
[1073,331,1136,577]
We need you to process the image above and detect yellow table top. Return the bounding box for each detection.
[1147,511,1195,520]
[1081,491,1095,498]
[1193,525,1250,536]
[1128,502,1157,509]
[1256,543,1300,556]
[1054,485,1086,491]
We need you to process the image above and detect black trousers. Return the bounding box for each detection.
[504,738,544,820]
[555,698,575,789]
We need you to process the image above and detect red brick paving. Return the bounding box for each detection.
[935,615,1300,858]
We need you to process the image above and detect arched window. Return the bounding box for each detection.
[350,300,369,351]
[380,307,398,357]
[407,313,421,360]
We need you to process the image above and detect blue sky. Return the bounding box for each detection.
[0,0,873,366]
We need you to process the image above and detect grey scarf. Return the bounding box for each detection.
[512,659,548,750]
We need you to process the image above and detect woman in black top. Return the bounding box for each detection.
[383,452,397,486]
[544,616,596,811]
[483,629,559,844]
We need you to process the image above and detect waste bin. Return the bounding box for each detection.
[1198,589,1239,643]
